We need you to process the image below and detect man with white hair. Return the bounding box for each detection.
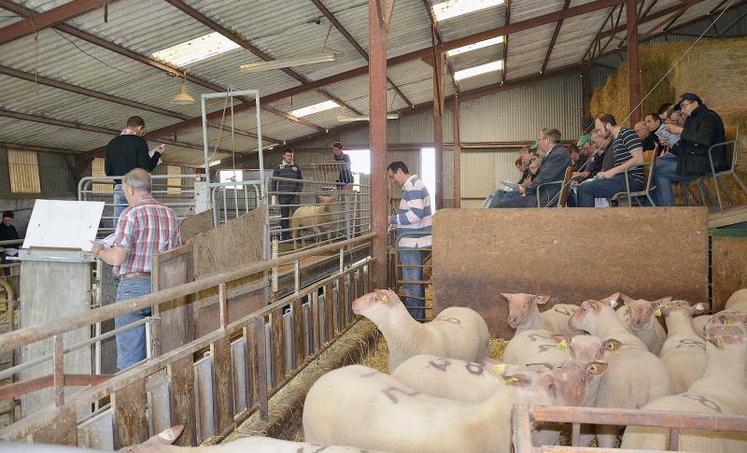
[92,168,181,370]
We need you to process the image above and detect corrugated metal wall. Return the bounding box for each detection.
[38,152,77,194]
[460,148,524,208]
[459,73,583,142]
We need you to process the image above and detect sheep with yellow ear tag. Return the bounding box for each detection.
[352,288,490,371]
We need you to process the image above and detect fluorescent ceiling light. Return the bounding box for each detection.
[337,114,400,122]
[289,100,339,117]
[208,160,222,167]
[432,0,505,22]
[153,32,241,67]
[454,60,503,81]
[240,53,337,73]
[447,36,504,56]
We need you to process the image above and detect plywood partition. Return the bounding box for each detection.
[711,233,747,312]
[432,208,709,338]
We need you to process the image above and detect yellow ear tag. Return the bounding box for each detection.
[557,339,568,351]
[725,318,733,325]
[717,338,724,349]
[493,363,507,375]
[654,307,662,317]
[380,294,389,304]
[506,377,519,385]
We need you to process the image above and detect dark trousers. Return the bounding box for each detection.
[576,174,642,207]
[279,194,298,240]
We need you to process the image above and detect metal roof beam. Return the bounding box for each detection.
[0,107,231,153]
[541,0,571,74]
[164,0,363,117]
[311,0,414,108]
[420,0,460,93]
[0,0,109,45]
[65,0,622,147]
[0,141,79,156]
[502,0,511,83]
[598,0,708,39]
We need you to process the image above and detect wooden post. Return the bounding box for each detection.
[453,95,461,208]
[626,0,641,125]
[369,0,389,288]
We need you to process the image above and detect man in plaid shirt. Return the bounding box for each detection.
[92,168,181,370]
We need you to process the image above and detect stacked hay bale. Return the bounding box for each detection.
[591,37,747,205]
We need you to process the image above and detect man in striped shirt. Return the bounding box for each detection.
[92,168,181,370]
[577,113,644,207]
[387,161,431,320]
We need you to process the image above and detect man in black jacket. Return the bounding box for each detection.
[0,210,19,274]
[272,148,303,240]
[105,116,164,221]
[653,93,726,206]
[497,128,571,208]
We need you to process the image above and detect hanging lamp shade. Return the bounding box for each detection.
[171,80,195,105]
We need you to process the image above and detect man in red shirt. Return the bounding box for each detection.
[92,168,181,370]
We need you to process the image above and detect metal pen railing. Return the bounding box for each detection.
[266,176,372,257]
[78,175,199,237]
[210,179,263,226]
[0,233,374,447]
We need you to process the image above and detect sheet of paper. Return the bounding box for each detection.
[22,200,105,252]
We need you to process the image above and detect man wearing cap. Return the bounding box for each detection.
[497,128,570,208]
[634,120,658,152]
[653,93,727,206]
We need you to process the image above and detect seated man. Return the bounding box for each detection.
[653,93,727,206]
[634,120,658,152]
[568,133,605,207]
[650,109,682,158]
[487,145,536,208]
[576,113,644,207]
[0,210,20,274]
[496,128,570,208]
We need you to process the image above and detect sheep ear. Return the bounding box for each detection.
[535,294,551,305]
[551,335,570,351]
[620,294,636,305]
[653,296,673,305]
[605,292,622,308]
[587,361,608,375]
[691,302,707,315]
[501,293,513,302]
[502,373,532,387]
[603,339,622,352]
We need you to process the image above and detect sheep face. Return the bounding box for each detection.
[705,323,746,348]
[351,288,401,320]
[550,360,608,406]
[500,292,551,328]
[568,300,610,332]
[568,335,605,362]
[621,295,671,331]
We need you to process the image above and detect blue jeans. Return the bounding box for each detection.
[399,249,425,320]
[576,174,642,207]
[115,277,152,370]
[113,184,128,227]
[653,156,697,206]
[487,190,519,208]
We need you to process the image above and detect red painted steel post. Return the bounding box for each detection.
[627,0,641,125]
[369,1,389,288]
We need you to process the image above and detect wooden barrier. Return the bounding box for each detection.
[711,229,747,312]
[432,208,709,338]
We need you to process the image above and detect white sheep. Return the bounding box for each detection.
[352,289,490,370]
[568,299,674,448]
[692,314,711,339]
[391,354,608,448]
[621,323,747,452]
[613,294,669,355]
[302,363,580,453]
[124,425,379,453]
[658,300,709,393]
[291,194,337,248]
[500,292,580,335]
[502,331,608,366]
[690,289,747,339]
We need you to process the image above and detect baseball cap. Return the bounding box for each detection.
[576,134,592,147]
[529,141,539,152]
[677,92,702,107]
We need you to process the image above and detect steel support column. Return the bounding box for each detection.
[432,34,445,210]
[626,0,641,125]
[369,0,389,287]
[453,95,461,208]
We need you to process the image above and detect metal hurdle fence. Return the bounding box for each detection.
[0,234,374,448]
[266,176,372,257]
[389,231,432,322]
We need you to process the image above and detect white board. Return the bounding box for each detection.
[22,200,105,252]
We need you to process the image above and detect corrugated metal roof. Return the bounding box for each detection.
[0,0,730,168]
